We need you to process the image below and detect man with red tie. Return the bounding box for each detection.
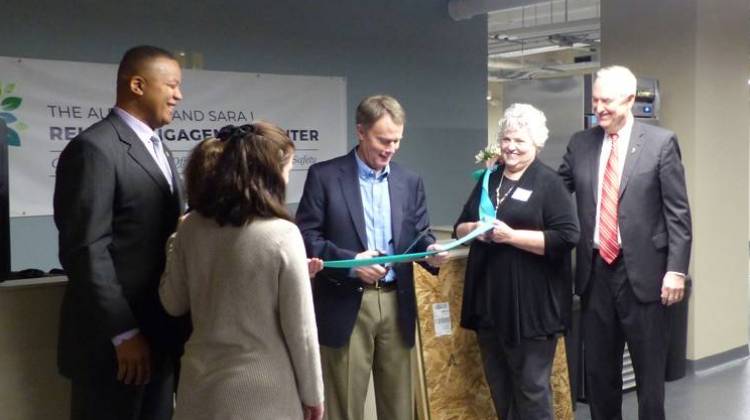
[559,65,692,420]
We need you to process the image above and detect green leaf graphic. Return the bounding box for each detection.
[0,112,16,124]
[1,96,22,111]
[7,128,20,146]
[16,122,28,131]
[6,83,15,94]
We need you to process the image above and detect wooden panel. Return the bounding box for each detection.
[0,282,70,420]
[414,259,574,420]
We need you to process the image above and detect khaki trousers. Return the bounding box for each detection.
[320,288,413,420]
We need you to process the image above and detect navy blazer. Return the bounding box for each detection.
[295,149,435,348]
[559,121,692,302]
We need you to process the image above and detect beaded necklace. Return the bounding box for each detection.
[494,175,517,213]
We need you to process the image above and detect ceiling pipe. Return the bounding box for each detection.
[488,61,599,81]
[448,0,550,21]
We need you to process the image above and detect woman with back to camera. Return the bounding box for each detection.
[454,104,579,419]
[159,123,324,420]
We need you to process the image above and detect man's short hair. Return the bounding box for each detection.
[117,45,176,87]
[595,65,637,98]
[355,95,405,129]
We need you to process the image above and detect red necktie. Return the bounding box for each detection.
[599,133,620,264]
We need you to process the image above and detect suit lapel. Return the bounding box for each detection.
[163,145,185,213]
[339,151,367,249]
[618,121,646,198]
[108,113,173,197]
[587,126,605,202]
[388,164,406,251]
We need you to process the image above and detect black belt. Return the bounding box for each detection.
[361,279,398,291]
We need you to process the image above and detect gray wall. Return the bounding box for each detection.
[502,76,585,170]
[2,1,488,271]
[1,3,487,419]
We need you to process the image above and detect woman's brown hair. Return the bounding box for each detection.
[185,122,294,226]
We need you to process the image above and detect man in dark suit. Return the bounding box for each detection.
[54,45,187,420]
[559,65,692,420]
[296,95,445,420]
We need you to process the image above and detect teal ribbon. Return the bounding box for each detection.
[322,220,494,268]
[479,165,498,221]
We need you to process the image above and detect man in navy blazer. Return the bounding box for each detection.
[296,95,445,420]
[54,46,188,420]
[559,66,692,420]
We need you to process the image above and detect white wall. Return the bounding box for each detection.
[601,0,750,361]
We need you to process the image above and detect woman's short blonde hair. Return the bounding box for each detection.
[498,103,549,150]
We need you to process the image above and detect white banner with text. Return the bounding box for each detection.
[0,56,347,216]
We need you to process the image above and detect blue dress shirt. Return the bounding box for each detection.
[354,150,395,282]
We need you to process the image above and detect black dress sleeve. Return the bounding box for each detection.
[453,176,484,237]
[541,172,580,260]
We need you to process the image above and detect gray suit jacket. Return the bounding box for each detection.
[54,112,187,382]
[559,121,692,302]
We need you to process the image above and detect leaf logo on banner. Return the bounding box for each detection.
[0,81,25,146]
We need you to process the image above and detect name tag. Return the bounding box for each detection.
[511,187,532,202]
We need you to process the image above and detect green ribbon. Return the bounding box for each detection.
[479,165,499,222]
[471,167,486,181]
[323,220,494,268]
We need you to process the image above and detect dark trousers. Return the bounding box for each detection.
[582,252,668,420]
[476,329,557,420]
[70,355,176,420]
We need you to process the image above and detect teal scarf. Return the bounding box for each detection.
[479,165,499,221]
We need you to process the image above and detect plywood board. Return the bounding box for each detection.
[414,259,574,420]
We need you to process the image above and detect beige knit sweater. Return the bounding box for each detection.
[159,212,323,420]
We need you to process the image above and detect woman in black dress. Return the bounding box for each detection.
[454,103,579,420]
